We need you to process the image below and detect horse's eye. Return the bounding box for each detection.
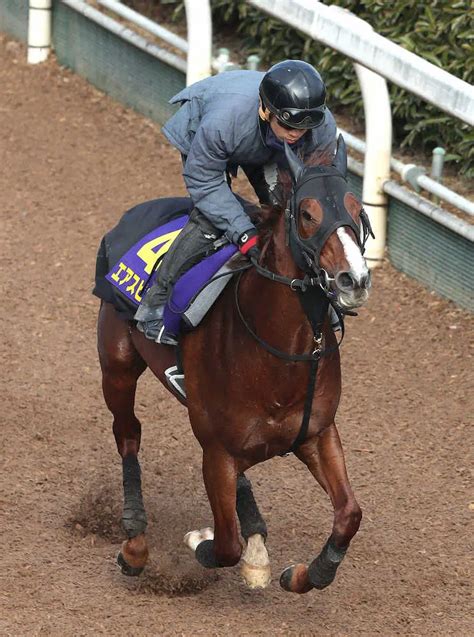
[301,211,312,222]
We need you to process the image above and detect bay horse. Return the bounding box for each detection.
[97,137,373,594]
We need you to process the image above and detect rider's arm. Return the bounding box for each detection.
[182,121,256,244]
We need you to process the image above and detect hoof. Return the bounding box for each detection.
[241,560,271,589]
[280,564,313,594]
[117,551,144,577]
[241,534,271,589]
[184,527,214,552]
[118,535,148,576]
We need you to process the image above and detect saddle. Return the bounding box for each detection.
[93,197,238,334]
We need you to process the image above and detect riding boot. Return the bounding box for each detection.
[135,209,222,344]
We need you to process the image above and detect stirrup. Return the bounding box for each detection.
[165,366,186,399]
[136,318,162,341]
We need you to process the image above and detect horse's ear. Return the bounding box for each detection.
[333,134,347,177]
[284,141,305,183]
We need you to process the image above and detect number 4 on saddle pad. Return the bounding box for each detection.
[106,215,188,307]
[104,215,238,338]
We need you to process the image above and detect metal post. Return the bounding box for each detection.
[247,55,261,71]
[431,147,446,205]
[27,0,52,64]
[353,62,392,266]
[344,9,392,267]
[184,0,212,85]
[214,48,230,73]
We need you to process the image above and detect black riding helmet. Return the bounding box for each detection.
[259,60,327,130]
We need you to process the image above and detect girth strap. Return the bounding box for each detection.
[283,286,330,456]
[284,352,320,455]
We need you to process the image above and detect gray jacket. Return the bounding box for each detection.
[162,71,337,243]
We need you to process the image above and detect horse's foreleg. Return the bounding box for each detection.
[236,473,271,588]
[280,422,362,594]
[98,302,148,576]
[184,448,242,569]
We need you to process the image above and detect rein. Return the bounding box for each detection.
[250,258,319,292]
[233,166,361,456]
[235,267,344,362]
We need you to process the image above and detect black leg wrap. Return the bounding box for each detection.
[194,540,221,569]
[122,455,147,538]
[307,538,347,590]
[236,474,268,541]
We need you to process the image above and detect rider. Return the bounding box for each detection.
[135,60,337,345]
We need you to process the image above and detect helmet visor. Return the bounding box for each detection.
[277,105,326,130]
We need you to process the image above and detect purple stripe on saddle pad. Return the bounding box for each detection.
[163,244,238,335]
[105,215,188,306]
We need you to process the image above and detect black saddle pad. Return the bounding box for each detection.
[93,197,193,319]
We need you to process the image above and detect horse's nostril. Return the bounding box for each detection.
[336,272,354,290]
[360,271,371,289]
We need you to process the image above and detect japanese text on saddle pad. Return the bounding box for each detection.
[105,216,188,306]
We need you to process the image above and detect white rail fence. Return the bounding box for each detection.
[247,0,474,263]
[25,0,473,258]
[249,0,474,125]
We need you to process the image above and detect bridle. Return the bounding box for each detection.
[285,165,373,290]
[247,164,373,307]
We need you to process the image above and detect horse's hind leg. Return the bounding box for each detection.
[237,473,271,589]
[98,302,148,576]
[280,423,362,594]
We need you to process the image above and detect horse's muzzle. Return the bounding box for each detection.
[334,270,371,309]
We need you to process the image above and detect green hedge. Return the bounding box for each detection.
[158,0,473,177]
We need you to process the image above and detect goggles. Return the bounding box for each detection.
[276,105,326,130]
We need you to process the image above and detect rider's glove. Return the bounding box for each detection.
[238,229,260,261]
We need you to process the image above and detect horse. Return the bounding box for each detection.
[96,137,373,594]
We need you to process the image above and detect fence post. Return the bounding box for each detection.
[353,63,392,267]
[27,0,52,64]
[348,10,392,267]
[184,0,212,85]
[430,147,446,205]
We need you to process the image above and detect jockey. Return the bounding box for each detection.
[135,60,337,345]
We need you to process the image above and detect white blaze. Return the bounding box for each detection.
[336,228,368,283]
